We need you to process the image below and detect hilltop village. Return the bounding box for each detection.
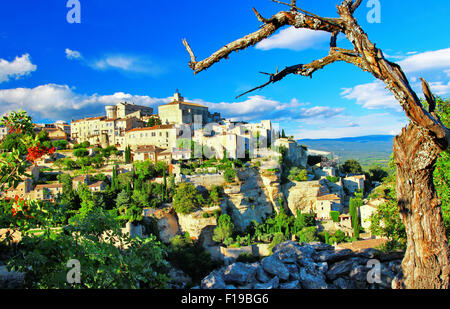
[0,91,394,289]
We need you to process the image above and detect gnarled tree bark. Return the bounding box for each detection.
[183,0,449,288]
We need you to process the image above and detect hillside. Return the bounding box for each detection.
[298,135,394,169]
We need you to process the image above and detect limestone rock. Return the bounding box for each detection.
[280,280,300,289]
[261,255,290,281]
[299,268,328,289]
[326,257,361,281]
[201,270,227,289]
[332,277,356,289]
[256,264,272,283]
[315,249,355,264]
[254,276,279,289]
[223,262,257,286]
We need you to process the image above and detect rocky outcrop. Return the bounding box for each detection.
[176,207,219,247]
[143,207,180,243]
[221,168,275,232]
[199,241,402,289]
[282,178,344,216]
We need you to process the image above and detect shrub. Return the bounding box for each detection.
[212,214,235,243]
[224,168,236,183]
[330,211,340,222]
[268,232,286,252]
[288,167,308,182]
[173,183,205,214]
[73,148,89,157]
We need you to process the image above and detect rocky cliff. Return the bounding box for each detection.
[221,167,277,232]
[199,241,402,289]
[282,178,344,216]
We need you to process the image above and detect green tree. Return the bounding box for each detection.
[172,183,205,214]
[288,167,309,182]
[342,159,363,175]
[212,214,235,243]
[125,145,132,163]
[349,196,363,240]
[369,165,389,182]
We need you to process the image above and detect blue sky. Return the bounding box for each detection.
[0,0,449,139]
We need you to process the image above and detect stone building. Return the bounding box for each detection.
[33,184,63,200]
[274,138,309,167]
[132,145,172,164]
[88,181,107,192]
[343,175,366,194]
[126,124,182,150]
[4,178,34,200]
[0,125,7,141]
[316,194,342,220]
[71,115,144,149]
[105,102,153,119]
[158,91,220,125]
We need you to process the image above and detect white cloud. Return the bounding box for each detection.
[65,49,165,76]
[428,81,450,96]
[255,27,329,51]
[0,84,171,120]
[293,113,407,139]
[399,48,450,73]
[65,48,83,60]
[0,54,37,83]
[297,106,345,119]
[341,80,401,111]
[193,95,332,121]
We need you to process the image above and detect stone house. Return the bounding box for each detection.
[359,204,378,230]
[315,194,342,220]
[72,175,90,190]
[33,183,63,200]
[158,91,220,125]
[4,178,34,200]
[343,175,366,194]
[132,145,171,164]
[88,181,107,192]
[126,124,182,150]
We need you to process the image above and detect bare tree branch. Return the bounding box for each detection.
[420,77,436,114]
[236,48,367,98]
[183,10,343,74]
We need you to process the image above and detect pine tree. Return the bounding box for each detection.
[125,146,131,164]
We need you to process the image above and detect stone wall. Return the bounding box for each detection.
[199,241,402,289]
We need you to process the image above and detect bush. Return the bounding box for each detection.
[224,168,236,183]
[326,176,340,183]
[268,233,287,252]
[212,214,234,243]
[52,140,68,150]
[73,148,89,157]
[173,183,205,214]
[288,167,308,182]
[297,226,319,243]
[330,211,340,222]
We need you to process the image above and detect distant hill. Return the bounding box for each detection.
[297,135,394,169]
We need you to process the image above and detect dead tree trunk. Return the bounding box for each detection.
[394,123,449,289]
[183,0,450,288]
